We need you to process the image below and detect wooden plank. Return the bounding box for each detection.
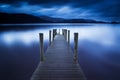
[31,35,86,80]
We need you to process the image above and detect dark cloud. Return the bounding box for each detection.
[91,0,120,21]
[0,0,104,7]
[0,0,120,21]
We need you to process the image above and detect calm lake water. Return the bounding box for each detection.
[0,23,120,80]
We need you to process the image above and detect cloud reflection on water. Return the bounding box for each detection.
[1,28,50,45]
[0,24,120,80]
[0,24,119,47]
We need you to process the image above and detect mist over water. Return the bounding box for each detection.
[0,23,120,80]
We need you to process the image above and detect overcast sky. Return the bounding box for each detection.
[0,0,120,21]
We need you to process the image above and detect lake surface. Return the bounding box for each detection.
[0,23,120,80]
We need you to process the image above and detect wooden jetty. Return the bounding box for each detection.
[31,29,86,80]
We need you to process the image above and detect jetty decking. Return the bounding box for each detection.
[31,29,86,80]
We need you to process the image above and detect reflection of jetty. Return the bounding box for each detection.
[31,29,86,80]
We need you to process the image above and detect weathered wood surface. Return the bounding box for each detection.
[31,35,86,80]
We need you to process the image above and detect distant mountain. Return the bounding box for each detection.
[0,12,52,23]
[39,15,105,23]
[39,16,65,22]
[64,19,104,23]
[0,12,117,24]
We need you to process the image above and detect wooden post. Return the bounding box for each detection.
[63,29,64,37]
[62,29,64,36]
[62,29,63,35]
[74,33,78,64]
[68,30,70,45]
[59,29,60,34]
[63,29,65,37]
[53,29,57,41]
[52,29,54,41]
[66,29,68,41]
[53,29,55,41]
[49,30,51,46]
[55,29,57,35]
[39,33,44,62]
[64,29,67,41]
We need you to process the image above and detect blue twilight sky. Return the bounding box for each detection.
[0,0,120,21]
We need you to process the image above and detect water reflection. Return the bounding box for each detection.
[0,23,120,80]
[0,29,50,45]
[0,24,119,47]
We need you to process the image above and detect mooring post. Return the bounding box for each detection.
[39,33,44,62]
[55,29,57,35]
[63,29,65,37]
[52,29,54,41]
[49,30,51,46]
[53,29,55,41]
[74,33,78,63]
[68,30,70,45]
[62,29,63,35]
[58,29,60,34]
[63,29,64,37]
[65,29,67,41]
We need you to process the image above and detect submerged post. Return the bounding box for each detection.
[68,30,70,45]
[39,33,44,62]
[49,30,51,46]
[74,33,78,64]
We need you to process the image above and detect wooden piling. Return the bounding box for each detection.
[55,29,57,35]
[53,29,57,40]
[39,33,44,62]
[68,30,70,45]
[74,33,78,64]
[62,29,65,37]
[49,30,51,46]
[59,29,60,34]
[64,29,67,41]
[62,29,64,35]
[53,29,55,41]
[32,33,86,80]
